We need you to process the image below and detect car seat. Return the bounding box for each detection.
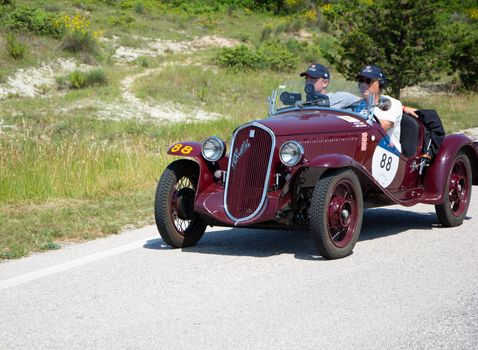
[400,113,419,157]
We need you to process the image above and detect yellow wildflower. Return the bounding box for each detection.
[304,8,317,22]
[468,8,478,20]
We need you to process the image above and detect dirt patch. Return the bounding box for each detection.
[0,58,92,100]
[111,62,220,122]
[113,35,239,62]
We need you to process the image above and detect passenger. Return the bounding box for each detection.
[355,65,403,152]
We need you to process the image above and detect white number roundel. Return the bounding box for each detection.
[372,138,400,188]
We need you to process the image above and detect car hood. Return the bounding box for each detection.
[258,110,370,137]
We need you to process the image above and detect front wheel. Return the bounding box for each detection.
[435,153,472,227]
[309,169,363,259]
[154,160,206,248]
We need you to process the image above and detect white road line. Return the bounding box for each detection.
[0,235,159,291]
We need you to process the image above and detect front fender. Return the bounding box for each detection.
[166,141,215,194]
[300,154,369,188]
[423,134,478,204]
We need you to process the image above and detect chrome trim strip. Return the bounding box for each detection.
[224,122,276,225]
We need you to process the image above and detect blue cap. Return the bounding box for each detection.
[300,63,330,80]
[356,65,386,81]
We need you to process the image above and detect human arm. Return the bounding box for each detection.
[379,119,394,131]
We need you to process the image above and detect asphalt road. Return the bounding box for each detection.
[1,191,477,349]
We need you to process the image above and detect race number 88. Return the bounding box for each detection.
[171,143,193,155]
[380,153,393,171]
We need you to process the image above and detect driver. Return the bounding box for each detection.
[299,63,358,108]
[355,65,402,153]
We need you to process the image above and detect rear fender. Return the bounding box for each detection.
[423,134,478,203]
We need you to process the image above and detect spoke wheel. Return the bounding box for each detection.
[310,169,363,259]
[155,160,206,248]
[435,153,472,227]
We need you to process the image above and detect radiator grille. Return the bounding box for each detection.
[225,124,274,221]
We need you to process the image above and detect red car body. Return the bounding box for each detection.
[156,106,478,259]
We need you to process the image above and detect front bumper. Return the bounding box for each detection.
[194,183,283,226]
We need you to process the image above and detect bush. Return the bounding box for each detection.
[134,1,144,14]
[134,56,149,67]
[258,40,298,71]
[107,11,135,27]
[67,68,107,89]
[2,5,63,37]
[216,44,261,70]
[55,14,101,53]
[5,33,26,60]
[217,41,299,72]
[61,30,97,53]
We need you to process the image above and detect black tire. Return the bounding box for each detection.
[309,169,363,259]
[154,160,206,248]
[435,153,472,227]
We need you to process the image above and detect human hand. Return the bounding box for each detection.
[403,106,418,118]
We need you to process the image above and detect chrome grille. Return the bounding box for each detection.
[224,123,275,223]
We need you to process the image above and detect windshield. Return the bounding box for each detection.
[268,79,363,116]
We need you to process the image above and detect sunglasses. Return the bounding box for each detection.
[357,77,376,85]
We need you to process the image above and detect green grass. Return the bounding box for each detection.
[0,190,155,259]
[402,92,478,132]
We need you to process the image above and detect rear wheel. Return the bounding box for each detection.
[435,153,472,227]
[155,160,206,248]
[310,169,363,259]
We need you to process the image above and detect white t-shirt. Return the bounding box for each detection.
[374,95,402,153]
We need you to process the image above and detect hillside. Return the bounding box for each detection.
[0,0,477,259]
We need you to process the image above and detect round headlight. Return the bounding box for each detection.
[201,137,226,162]
[279,141,304,167]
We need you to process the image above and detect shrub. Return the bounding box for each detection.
[134,56,149,67]
[55,14,101,53]
[216,44,261,70]
[107,11,135,27]
[67,68,107,89]
[5,33,26,60]
[134,1,144,14]
[258,40,299,71]
[217,41,299,72]
[61,30,97,53]
[2,5,63,37]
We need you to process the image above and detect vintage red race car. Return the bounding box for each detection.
[154,80,478,259]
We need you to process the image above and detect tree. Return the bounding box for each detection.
[449,25,478,91]
[322,0,446,99]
